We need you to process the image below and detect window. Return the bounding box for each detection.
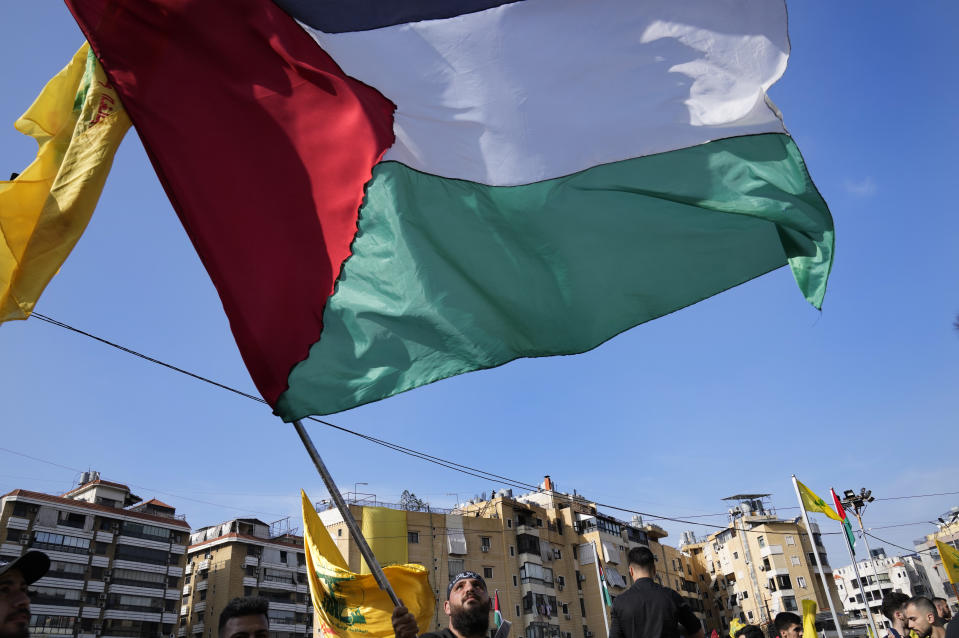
[516,605,521,617]
[31,531,90,554]
[782,596,798,612]
[12,502,30,517]
[337,528,343,537]
[762,558,770,570]
[280,551,288,563]
[484,567,493,578]
[448,559,464,577]
[747,611,754,620]
[408,532,419,544]
[115,544,170,565]
[507,520,512,528]
[558,576,566,587]
[733,552,739,560]
[481,537,491,551]
[776,574,792,590]
[579,598,587,616]
[757,536,765,548]
[791,555,800,566]
[555,549,562,559]
[536,519,543,527]
[513,575,518,587]
[785,535,795,546]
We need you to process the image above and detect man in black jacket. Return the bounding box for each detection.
[610,547,704,638]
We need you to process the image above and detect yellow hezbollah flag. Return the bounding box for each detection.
[802,599,818,638]
[797,481,842,522]
[360,506,408,574]
[935,539,959,584]
[301,491,434,638]
[0,43,129,323]
[729,618,745,638]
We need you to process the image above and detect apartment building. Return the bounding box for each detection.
[178,517,313,638]
[834,548,933,633]
[913,508,959,612]
[0,472,189,637]
[682,494,846,637]
[318,476,726,638]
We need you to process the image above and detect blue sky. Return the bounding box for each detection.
[1,1,957,569]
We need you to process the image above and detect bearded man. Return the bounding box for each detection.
[393,571,492,638]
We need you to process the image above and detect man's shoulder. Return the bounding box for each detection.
[420,629,456,638]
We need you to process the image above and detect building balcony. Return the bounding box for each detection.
[195,581,207,591]
[198,560,210,571]
[243,576,258,587]
[760,545,784,558]
[178,627,186,637]
[192,622,204,634]
[244,555,259,568]
[193,601,206,614]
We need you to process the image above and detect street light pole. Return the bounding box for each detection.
[840,488,881,638]
[353,482,368,503]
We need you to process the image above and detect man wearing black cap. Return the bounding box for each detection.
[392,571,492,638]
[0,551,50,638]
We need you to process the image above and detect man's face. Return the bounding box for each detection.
[780,623,803,638]
[0,569,31,638]
[445,577,490,617]
[935,601,951,621]
[221,614,269,638]
[905,603,934,638]
[445,577,491,637]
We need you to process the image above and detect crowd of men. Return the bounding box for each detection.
[1,547,957,638]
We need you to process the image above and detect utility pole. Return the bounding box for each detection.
[840,488,881,638]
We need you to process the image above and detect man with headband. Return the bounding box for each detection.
[393,571,493,638]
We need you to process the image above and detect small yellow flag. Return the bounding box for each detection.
[0,43,130,323]
[935,539,959,584]
[729,618,745,638]
[300,491,435,638]
[802,599,817,638]
[797,481,842,522]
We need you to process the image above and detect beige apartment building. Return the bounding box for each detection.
[913,508,959,612]
[0,472,190,637]
[178,517,313,638]
[681,495,847,637]
[319,477,723,638]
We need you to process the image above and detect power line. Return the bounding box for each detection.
[24,313,952,539]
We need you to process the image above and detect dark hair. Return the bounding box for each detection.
[735,625,765,638]
[627,546,655,570]
[774,612,802,634]
[219,596,270,632]
[933,597,948,605]
[882,592,910,621]
[908,596,937,617]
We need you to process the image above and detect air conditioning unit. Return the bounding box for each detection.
[19,538,29,545]
[481,547,489,553]
[759,566,766,571]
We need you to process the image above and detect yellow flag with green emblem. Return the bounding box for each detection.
[300,491,435,638]
[935,539,959,583]
[1,43,130,322]
[729,618,745,638]
[796,481,842,521]
[802,599,817,638]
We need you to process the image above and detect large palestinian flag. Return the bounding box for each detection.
[65,0,833,420]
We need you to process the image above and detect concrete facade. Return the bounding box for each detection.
[178,518,313,638]
[0,474,190,637]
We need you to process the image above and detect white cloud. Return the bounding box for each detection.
[844,176,877,197]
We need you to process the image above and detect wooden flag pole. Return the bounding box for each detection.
[292,419,401,606]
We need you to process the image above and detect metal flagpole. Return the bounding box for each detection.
[791,476,844,638]
[591,542,612,638]
[292,419,400,606]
